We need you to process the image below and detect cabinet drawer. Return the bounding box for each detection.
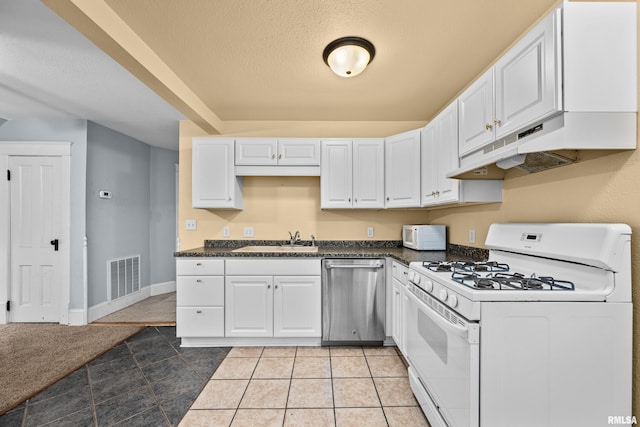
[226,258,321,275]
[176,307,224,337]
[392,261,409,284]
[176,259,224,275]
[177,276,224,306]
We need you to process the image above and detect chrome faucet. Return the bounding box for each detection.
[311,234,316,247]
[288,230,301,245]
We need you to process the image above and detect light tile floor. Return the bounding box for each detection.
[180,346,430,427]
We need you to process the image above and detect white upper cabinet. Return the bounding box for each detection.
[320,140,353,208]
[385,129,421,208]
[458,10,560,156]
[422,102,460,206]
[192,138,243,209]
[494,10,560,139]
[278,139,321,165]
[235,138,320,166]
[458,70,495,156]
[353,139,385,208]
[320,139,384,209]
[423,102,502,207]
[235,138,278,165]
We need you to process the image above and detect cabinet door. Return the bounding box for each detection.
[420,122,438,206]
[320,140,353,208]
[278,139,321,165]
[353,139,385,208]
[391,278,403,349]
[458,69,495,156]
[400,286,409,357]
[434,101,460,204]
[225,276,273,337]
[494,11,560,139]
[384,129,421,208]
[192,138,243,209]
[273,276,321,337]
[235,138,278,165]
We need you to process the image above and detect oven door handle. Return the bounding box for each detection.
[407,287,470,339]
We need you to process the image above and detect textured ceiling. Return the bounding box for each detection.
[102,0,559,122]
[2,0,568,149]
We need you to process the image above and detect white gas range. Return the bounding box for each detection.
[405,223,632,427]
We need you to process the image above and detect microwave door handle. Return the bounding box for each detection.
[407,287,469,339]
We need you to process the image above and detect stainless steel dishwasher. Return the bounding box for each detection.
[322,258,385,345]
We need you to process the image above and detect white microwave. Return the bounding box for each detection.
[402,225,446,250]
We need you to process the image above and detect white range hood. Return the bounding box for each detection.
[447,111,637,178]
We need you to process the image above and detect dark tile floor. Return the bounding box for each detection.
[0,327,230,427]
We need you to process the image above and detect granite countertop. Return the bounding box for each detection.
[174,240,488,266]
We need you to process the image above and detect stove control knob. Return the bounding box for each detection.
[408,271,415,282]
[414,275,421,284]
[439,289,448,302]
[448,294,458,308]
[423,280,433,292]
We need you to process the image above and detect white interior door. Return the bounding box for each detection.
[10,156,62,322]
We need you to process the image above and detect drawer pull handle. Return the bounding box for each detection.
[196,310,202,314]
[196,279,202,283]
[196,263,202,266]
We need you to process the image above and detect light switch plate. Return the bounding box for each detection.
[469,229,476,244]
[186,220,197,231]
[223,226,230,237]
[243,226,254,237]
[367,227,374,238]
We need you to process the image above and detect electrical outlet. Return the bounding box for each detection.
[243,226,254,238]
[223,226,230,237]
[186,220,197,231]
[469,229,476,244]
[367,227,374,238]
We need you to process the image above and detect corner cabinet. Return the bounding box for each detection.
[192,138,243,209]
[422,101,502,207]
[320,139,384,209]
[385,129,421,208]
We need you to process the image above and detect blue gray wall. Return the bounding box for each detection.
[0,118,88,309]
[0,119,178,311]
[86,122,177,307]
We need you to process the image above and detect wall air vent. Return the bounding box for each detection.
[107,255,140,300]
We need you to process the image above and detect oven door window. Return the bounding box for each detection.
[405,289,479,427]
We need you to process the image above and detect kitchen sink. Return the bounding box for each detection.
[231,245,319,253]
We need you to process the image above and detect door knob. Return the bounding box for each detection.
[50,239,59,251]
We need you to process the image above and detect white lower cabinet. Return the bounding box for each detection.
[176,259,225,338]
[274,276,322,337]
[225,275,321,338]
[224,259,321,338]
[390,261,409,356]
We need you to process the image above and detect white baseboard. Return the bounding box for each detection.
[87,280,176,323]
[88,289,149,323]
[150,280,176,296]
[68,309,87,326]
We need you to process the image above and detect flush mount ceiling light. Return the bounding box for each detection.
[322,36,375,78]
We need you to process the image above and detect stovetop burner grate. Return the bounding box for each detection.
[451,271,575,291]
[423,261,510,273]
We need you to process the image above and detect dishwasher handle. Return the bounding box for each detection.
[324,262,384,270]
